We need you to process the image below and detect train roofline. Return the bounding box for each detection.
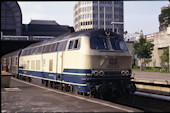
[1,49,22,59]
[23,29,122,49]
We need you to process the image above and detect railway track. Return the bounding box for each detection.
[111,91,170,112]
[15,76,170,112]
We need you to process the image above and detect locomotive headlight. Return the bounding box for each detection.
[92,70,99,76]
[99,71,104,76]
[121,70,125,76]
[125,70,129,76]
[94,71,99,76]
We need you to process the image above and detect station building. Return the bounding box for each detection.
[1,1,74,37]
[1,1,74,58]
[1,1,22,36]
[22,20,74,37]
[73,1,124,36]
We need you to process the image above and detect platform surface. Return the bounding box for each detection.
[1,78,142,112]
[132,71,170,83]
[1,71,12,75]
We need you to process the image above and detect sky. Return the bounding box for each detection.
[18,1,170,35]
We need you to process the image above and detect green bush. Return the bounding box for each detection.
[133,65,140,69]
[132,66,169,72]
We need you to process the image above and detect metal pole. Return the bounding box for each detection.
[112,1,114,32]
[169,46,170,72]
[111,22,123,34]
[98,1,100,29]
[104,7,106,30]
[140,58,142,72]
[1,32,3,40]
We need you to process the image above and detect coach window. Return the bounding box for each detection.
[15,56,18,66]
[8,57,11,66]
[12,57,15,66]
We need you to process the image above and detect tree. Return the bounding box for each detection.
[160,47,169,71]
[133,34,154,71]
[159,8,170,30]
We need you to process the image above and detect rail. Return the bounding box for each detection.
[131,79,170,95]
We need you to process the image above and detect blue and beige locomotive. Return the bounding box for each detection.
[1,29,136,99]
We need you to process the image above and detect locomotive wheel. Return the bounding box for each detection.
[63,84,70,92]
[58,84,63,90]
[69,85,73,93]
[23,76,27,81]
[50,81,54,88]
[53,82,57,89]
[72,86,78,95]
[28,77,32,82]
[25,77,28,82]
[42,79,44,84]
[45,80,49,87]
[65,85,70,92]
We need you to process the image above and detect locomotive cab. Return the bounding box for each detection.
[72,30,136,99]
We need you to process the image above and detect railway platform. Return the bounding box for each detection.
[132,71,170,94]
[1,77,142,112]
[132,71,170,82]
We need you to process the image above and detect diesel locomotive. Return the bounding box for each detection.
[1,29,136,99]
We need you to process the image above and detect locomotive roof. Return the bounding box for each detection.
[24,29,121,49]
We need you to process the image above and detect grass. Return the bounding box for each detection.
[132,66,170,73]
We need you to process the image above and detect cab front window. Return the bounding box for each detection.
[110,38,128,51]
[90,37,109,50]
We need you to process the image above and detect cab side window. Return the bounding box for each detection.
[68,41,74,49]
[74,39,80,49]
[68,39,80,50]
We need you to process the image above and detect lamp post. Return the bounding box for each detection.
[111,21,124,34]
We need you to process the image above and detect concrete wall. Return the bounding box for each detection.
[151,27,170,67]
[126,26,170,68]
[126,41,137,66]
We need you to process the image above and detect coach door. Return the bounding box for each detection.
[57,52,63,80]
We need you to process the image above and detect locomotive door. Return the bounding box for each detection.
[57,52,63,80]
